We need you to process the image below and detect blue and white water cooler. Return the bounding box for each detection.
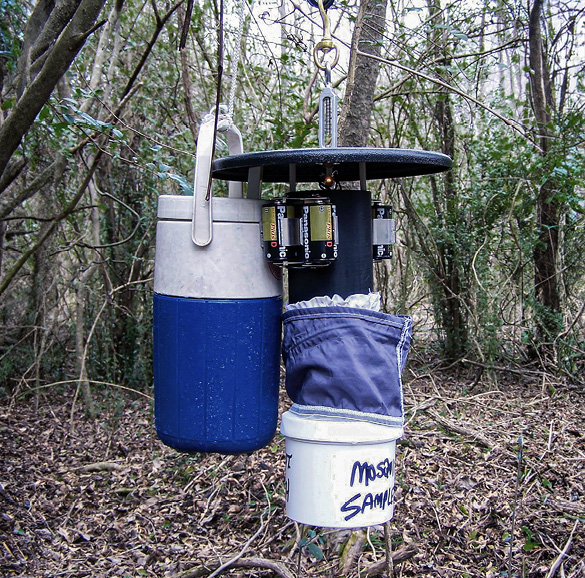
[153,114,282,454]
[153,194,282,453]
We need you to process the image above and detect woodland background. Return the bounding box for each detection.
[1,0,585,577]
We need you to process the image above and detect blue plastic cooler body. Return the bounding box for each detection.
[153,293,282,454]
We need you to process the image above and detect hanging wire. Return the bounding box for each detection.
[227,0,249,120]
[200,0,250,201]
[206,0,225,201]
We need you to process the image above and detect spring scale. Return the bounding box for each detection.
[313,0,339,149]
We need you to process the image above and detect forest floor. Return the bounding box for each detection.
[1,363,584,578]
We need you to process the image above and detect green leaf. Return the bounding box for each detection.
[1,97,15,111]
[458,504,469,516]
[39,105,51,121]
[168,173,193,195]
[78,111,100,126]
[521,525,539,551]
[306,543,324,560]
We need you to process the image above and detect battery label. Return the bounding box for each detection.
[302,206,310,260]
[372,203,395,260]
[262,206,277,242]
[262,197,338,266]
[309,204,333,241]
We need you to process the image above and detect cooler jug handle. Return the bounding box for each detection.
[192,111,245,246]
[222,123,243,199]
[192,114,215,247]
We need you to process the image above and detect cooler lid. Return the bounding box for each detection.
[157,195,262,223]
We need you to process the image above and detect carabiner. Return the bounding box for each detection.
[313,0,339,70]
[314,40,339,70]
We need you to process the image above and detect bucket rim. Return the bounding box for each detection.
[280,410,403,444]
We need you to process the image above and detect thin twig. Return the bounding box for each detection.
[70,298,108,431]
[356,50,542,152]
[207,519,267,578]
[384,521,394,578]
[15,378,153,401]
[545,520,579,578]
[207,481,272,578]
[367,527,378,562]
[507,436,524,578]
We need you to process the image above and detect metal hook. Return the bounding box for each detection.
[313,41,339,70]
[313,0,339,70]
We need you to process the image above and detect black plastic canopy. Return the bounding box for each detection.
[212,147,452,183]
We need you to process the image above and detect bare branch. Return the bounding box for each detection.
[356,50,543,152]
[0,0,107,179]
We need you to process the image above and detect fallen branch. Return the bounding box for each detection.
[460,358,547,378]
[362,543,418,576]
[427,409,492,448]
[177,545,418,578]
[545,497,585,517]
[338,530,366,574]
[174,557,295,578]
[78,462,126,473]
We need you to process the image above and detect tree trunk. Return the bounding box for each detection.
[0,0,106,179]
[528,0,562,347]
[433,94,468,360]
[426,0,468,360]
[338,0,388,147]
[75,270,98,418]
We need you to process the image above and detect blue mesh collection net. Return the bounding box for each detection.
[282,304,412,427]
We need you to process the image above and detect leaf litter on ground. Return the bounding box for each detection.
[1,366,584,577]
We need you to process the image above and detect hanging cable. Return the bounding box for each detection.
[227,0,249,120]
[192,0,246,246]
[206,0,225,201]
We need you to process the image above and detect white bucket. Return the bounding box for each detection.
[280,410,402,528]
